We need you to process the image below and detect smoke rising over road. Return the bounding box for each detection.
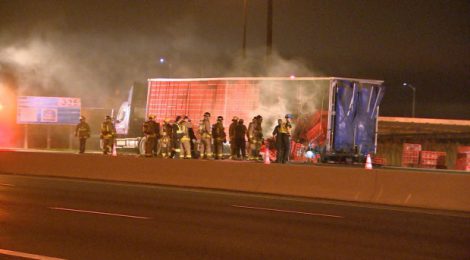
[1,0,468,120]
[0,28,320,119]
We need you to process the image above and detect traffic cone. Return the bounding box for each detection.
[264,145,271,165]
[365,153,372,170]
[112,144,117,156]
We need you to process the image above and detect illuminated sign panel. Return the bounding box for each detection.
[17,96,81,125]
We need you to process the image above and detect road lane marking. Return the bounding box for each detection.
[232,205,344,219]
[0,248,65,260]
[49,207,151,220]
[0,183,14,187]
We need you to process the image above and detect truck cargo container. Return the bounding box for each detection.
[114,77,384,163]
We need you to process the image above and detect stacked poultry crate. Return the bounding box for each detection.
[401,143,421,167]
[455,146,470,171]
[419,150,447,169]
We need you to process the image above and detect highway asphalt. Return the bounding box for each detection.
[0,173,469,260]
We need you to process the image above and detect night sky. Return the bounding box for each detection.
[0,0,469,119]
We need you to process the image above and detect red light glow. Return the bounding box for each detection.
[0,84,18,148]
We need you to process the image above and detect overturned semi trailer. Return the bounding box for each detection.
[115,77,384,162]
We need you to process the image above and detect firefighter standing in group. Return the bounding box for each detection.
[248,115,263,161]
[75,116,91,154]
[100,115,116,155]
[180,116,192,159]
[199,112,213,159]
[272,118,282,162]
[228,116,238,159]
[277,115,293,163]
[235,118,248,160]
[159,118,172,158]
[184,116,198,159]
[212,116,227,160]
[171,116,185,159]
[142,115,158,157]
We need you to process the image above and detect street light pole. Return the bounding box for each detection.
[403,83,416,117]
[266,0,273,66]
[242,0,248,59]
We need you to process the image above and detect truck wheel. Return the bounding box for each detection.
[138,137,147,155]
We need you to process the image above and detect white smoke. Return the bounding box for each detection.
[226,51,327,138]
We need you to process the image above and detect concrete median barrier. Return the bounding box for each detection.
[1,151,469,212]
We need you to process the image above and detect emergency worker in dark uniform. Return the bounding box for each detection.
[184,116,198,158]
[199,112,213,159]
[142,115,158,157]
[159,118,172,158]
[235,118,248,160]
[100,115,116,155]
[171,116,184,159]
[272,119,282,162]
[212,116,226,159]
[153,118,161,156]
[248,115,263,160]
[277,114,293,163]
[180,116,192,159]
[75,116,91,154]
[229,116,238,159]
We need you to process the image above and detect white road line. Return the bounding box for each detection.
[49,207,151,220]
[232,205,344,219]
[0,183,14,187]
[0,248,65,260]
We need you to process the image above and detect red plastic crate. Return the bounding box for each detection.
[401,143,422,167]
[457,146,470,154]
[372,156,387,166]
[403,143,422,152]
[455,152,470,171]
[147,80,259,126]
[402,150,420,167]
[419,151,446,167]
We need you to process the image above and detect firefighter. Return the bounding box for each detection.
[75,116,91,154]
[272,119,283,162]
[184,116,198,159]
[159,118,172,158]
[247,117,255,160]
[153,118,161,156]
[100,115,116,155]
[171,116,184,159]
[248,115,263,161]
[228,116,238,159]
[142,115,158,157]
[180,116,192,159]
[199,112,213,159]
[212,116,226,159]
[278,114,293,163]
[235,118,248,160]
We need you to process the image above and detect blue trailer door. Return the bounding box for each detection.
[332,80,385,156]
[333,81,358,153]
[353,84,385,155]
